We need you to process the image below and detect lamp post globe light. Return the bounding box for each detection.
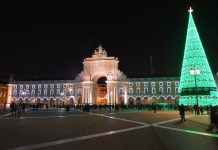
[189,68,200,115]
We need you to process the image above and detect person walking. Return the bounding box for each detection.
[213,105,218,133]
[207,105,215,132]
[179,104,186,122]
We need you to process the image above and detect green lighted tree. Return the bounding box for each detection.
[179,7,218,106]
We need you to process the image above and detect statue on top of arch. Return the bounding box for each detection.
[92,44,107,58]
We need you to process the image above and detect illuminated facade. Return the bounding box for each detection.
[6,45,180,108]
[0,84,8,109]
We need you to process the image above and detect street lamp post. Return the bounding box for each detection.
[190,68,201,115]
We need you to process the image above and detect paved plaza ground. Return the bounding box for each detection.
[0,109,218,150]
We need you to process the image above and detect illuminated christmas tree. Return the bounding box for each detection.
[179,7,218,106]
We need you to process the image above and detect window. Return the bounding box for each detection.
[32,85,35,89]
[13,90,17,96]
[44,84,48,89]
[129,83,133,87]
[136,82,140,87]
[14,85,17,89]
[38,85,41,89]
[136,88,140,95]
[167,82,171,86]
[50,84,54,88]
[77,89,82,96]
[119,88,123,95]
[167,87,171,94]
[50,89,54,96]
[26,90,29,96]
[144,88,148,94]
[19,90,23,96]
[152,87,156,94]
[70,84,73,88]
[44,90,47,96]
[63,84,67,88]
[63,89,66,95]
[144,82,148,86]
[129,88,133,95]
[151,82,155,86]
[159,87,163,94]
[57,89,60,95]
[70,88,73,95]
[38,90,41,96]
[175,87,179,94]
[26,85,29,89]
[20,85,23,89]
[175,82,179,86]
[159,82,163,86]
[57,84,60,88]
[31,90,35,96]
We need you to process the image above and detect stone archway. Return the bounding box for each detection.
[78,45,125,105]
[69,97,74,105]
[128,97,134,105]
[49,98,55,107]
[119,97,124,105]
[78,97,82,105]
[143,97,149,104]
[95,76,107,105]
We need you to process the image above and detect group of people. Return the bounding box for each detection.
[179,104,218,133]
[10,102,26,117]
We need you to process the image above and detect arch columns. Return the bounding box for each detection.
[82,81,94,104]
[6,84,13,108]
[106,81,118,105]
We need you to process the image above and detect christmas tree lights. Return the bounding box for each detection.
[179,7,218,106]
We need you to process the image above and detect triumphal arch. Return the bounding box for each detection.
[78,45,126,104]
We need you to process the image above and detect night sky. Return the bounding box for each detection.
[0,0,218,81]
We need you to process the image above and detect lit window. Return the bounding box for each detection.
[57,84,60,88]
[144,82,148,86]
[44,84,48,89]
[20,85,23,89]
[159,87,163,94]
[31,90,35,96]
[167,87,171,94]
[167,82,171,86]
[50,89,54,96]
[144,88,148,94]
[26,90,29,96]
[129,88,133,94]
[44,90,47,96]
[19,90,23,96]
[151,82,155,86]
[50,84,54,88]
[38,85,41,89]
[63,84,67,88]
[129,83,133,87]
[32,85,35,89]
[14,85,17,89]
[70,84,73,88]
[77,89,82,96]
[57,89,60,95]
[13,90,17,96]
[38,90,41,96]
[136,82,140,87]
[159,82,163,86]
[136,88,140,95]
[26,85,29,89]
[119,88,123,95]
[175,87,178,94]
[152,87,156,94]
[175,82,179,86]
